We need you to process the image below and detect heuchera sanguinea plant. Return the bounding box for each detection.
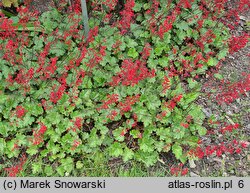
[0,0,249,176]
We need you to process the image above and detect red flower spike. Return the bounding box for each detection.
[240,142,248,148]
[118,94,140,115]
[4,154,27,177]
[162,76,171,93]
[74,117,83,129]
[235,148,242,154]
[97,94,119,111]
[39,123,47,135]
[16,106,27,118]
[181,168,189,176]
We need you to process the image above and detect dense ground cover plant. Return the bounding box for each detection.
[0,0,249,176]
[1,0,20,7]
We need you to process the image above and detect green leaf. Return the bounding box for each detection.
[158,56,169,67]
[26,103,44,117]
[176,22,189,30]
[16,134,27,146]
[32,163,42,174]
[217,48,228,60]
[61,157,74,173]
[123,148,134,162]
[109,142,123,157]
[56,166,65,176]
[130,130,141,139]
[133,2,142,12]
[40,9,61,32]
[76,161,84,169]
[172,144,182,160]
[48,141,60,154]
[44,166,54,176]
[0,64,11,79]
[144,94,161,111]
[0,138,5,155]
[33,36,44,51]
[214,73,223,80]
[127,47,139,58]
[177,30,186,41]
[50,41,66,57]
[188,104,205,124]
[112,128,125,142]
[135,151,158,167]
[181,92,199,107]
[2,0,18,7]
[0,122,10,137]
[172,126,185,139]
[187,78,199,89]
[18,115,35,127]
[139,137,154,152]
[156,127,171,140]
[0,94,8,104]
[27,146,38,156]
[197,125,207,136]
[88,130,102,148]
[207,57,218,66]
[155,46,163,56]
[125,37,138,48]
[93,70,108,86]
[143,3,150,10]
[45,111,62,125]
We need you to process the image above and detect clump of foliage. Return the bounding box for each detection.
[1,0,20,7]
[0,0,248,176]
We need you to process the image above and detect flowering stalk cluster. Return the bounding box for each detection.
[4,154,27,177]
[216,74,250,104]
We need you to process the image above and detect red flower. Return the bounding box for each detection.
[44,57,58,79]
[16,106,27,118]
[241,142,248,148]
[73,140,81,147]
[97,94,119,111]
[181,168,189,176]
[183,0,192,9]
[4,154,27,177]
[173,94,183,102]
[220,123,239,134]
[170,167,180,176]
[205,146,214,156]
[166,100,176,110]
[141,43,152,60]
[74,117,83,129]
[162,76,170,93]
[87,26,99,42]
[158,15,176,39]
[180,122,189,128]
[216,74,250,104]
[216,149,222,157]
[39,123,47,134]
[235,148,242,154]
[118,0,135,34]
[107,110,118,120]
[50,84,66,104]
[186,115,193,123]
[120,130,126,137]
[110,59,155,86]
[229,33,249,53]
[118,95,140,115]
[233,139,239,145]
